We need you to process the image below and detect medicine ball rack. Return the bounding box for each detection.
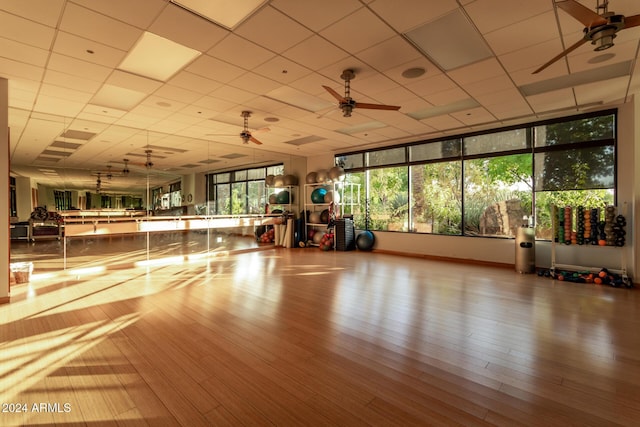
[550,203,630,286]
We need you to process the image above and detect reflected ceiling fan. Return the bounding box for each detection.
[322,69,401,117]
[533,0,640,73]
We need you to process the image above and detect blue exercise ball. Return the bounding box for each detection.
[311,187,327,203]
[356,230,375,251]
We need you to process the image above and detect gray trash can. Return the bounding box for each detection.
[515,227,535,273]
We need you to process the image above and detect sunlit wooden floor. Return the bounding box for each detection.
[2,239,640,426]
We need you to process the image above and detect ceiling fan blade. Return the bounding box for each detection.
[354,102,401,111]
[624,14,640,29]
[322,85,347,103]
[249,135,263,145]
[532,37,588,74]
[556,0,607,27]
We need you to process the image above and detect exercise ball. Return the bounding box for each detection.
[309,211,321,224]
[265,174,275,186]
[306,171,318,184]
[356,230,375,251]
[275,190,290,204]
[323,190,340,204]
[313,231,325,244]
[320,209,329,223]
[316,169,328,183]
[328,166,345,181]
[268,193,277,204]
[311,187,327,203]
[283,174,298,186]
[273,174,285,187]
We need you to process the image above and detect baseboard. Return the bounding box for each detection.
[0,295,10,304]
[371,249,514,270]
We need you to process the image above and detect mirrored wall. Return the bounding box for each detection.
[9,116,304,273]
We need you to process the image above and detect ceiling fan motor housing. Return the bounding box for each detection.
[585,14,623,50]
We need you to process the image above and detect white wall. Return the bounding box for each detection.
[305,103,637,280]
[2,78,9,302]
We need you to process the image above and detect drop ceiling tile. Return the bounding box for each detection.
[228,72,281,95]
[0,38,49,67]
[209,84,258,104]
[369,0,458,32]
[153,85,201,104]
[72,0,166,29]
[106,70,163,94]
[0,0,64,27]
[384,57,442,85]
[283,36,349,71]
[0,57,45,82]
[235,6,312,53]
[404,73,457,98]
[207,34,274,70]
[44,69,103,93]
[39,83,92,103]
[463,74,518,100]
[428,87,471,106]
[526,88,576,113]
[0,10,56,49]
[253,55,312,84]
[483,11,557,56]
[498,38,563,75]
[142,95,188,113]
[186,54,246,83]
[192,94,237,113]
[465,0,550,35]
[356,36,422,72]
[321,8,395,54]
[420,114,464,131]
[574,76,631,106]
[567,40,638,73]
[60,3,142,50]
[149,3,228,52]
[168,71,222,94]
[47,52,112,82]
[447,58,506,86]
[271,0,362,32]
[34,94,86,117]
[53,31,127,68]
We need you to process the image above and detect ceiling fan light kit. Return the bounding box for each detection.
[534,0,640,73]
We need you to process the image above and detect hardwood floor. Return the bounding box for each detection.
[2,240,640,426]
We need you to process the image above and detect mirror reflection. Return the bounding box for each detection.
[10,117,304,273]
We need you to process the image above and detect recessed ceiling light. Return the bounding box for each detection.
[118,32,201,82]
[157,101,172,107]
[402,67,426,78]
[264,117,279,122]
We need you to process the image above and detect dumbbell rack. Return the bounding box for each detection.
[550,203,630,285]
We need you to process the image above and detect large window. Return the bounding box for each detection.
[206,164,282,215]
[336,110,616,240]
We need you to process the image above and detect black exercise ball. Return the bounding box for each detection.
[356,230,375,251]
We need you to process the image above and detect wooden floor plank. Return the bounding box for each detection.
[3,240,640,426]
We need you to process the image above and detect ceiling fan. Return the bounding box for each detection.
[208,111,267,145]
[322,69,401,117]
[238,111,264,145]
[533,0,640,73]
